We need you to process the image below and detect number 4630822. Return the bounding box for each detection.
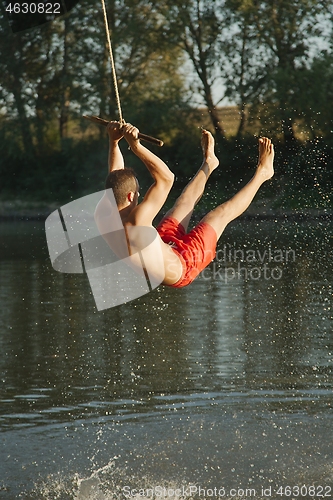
[5,3,61,15]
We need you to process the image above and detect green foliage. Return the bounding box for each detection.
[293,52,333,141]
[0,0,333,210]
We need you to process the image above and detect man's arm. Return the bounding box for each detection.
[107,121,124,172]
[95,122,124,228]
[123,124,174,223]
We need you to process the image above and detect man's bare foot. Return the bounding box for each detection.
[257,137,274,181]
[201,129,219,173]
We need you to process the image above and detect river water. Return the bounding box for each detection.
[0,219,332,499]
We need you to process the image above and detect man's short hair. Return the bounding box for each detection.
[105,168,137,206]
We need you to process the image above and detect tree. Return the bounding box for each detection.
[222,1,269,137]
[0,0,191,198]
[0,3,38,157]
[228,0,328,143]
[156,0,228,140]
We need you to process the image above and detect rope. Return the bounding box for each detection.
[100,0,125,125]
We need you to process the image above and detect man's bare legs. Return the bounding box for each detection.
[163,129,219,231]
[201,137,274,239]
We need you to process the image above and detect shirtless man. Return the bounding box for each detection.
[94,121,274,288]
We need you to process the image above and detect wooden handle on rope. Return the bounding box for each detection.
[83,115,164,147]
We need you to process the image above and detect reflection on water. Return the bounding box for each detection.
[0,220,332,498]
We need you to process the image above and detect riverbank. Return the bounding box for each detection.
[0,199,60,220]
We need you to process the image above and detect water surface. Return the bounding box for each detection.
[0,219,332,499]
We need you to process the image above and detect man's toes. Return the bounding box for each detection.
[263,137,271,148]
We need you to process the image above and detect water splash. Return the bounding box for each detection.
[75,461,116,500]
[30,461,192,500]
[29,462,113,499]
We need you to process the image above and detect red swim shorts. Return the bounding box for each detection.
[156,216,217,288]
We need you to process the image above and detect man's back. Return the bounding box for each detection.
[95,193,183,286]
